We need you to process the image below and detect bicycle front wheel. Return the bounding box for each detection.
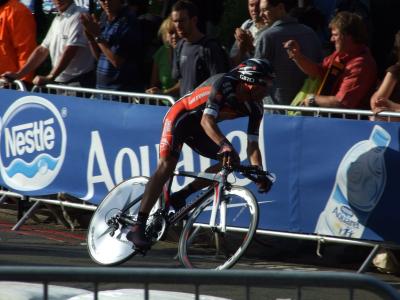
[178,186,259,270]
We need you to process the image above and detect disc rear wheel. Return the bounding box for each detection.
[87,176,149,265]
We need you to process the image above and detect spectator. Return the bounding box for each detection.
[146,17,180,96]
[0,0,37,83]
[370,30,400,121]
[254,0,322,106]
[230,0,268,67]
[171,0,229,97]
[159,0,224,37]
[284,11,377,109]
[80,0,143,92]
[1,0,95,88]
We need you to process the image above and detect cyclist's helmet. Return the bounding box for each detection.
[233,58,275,86]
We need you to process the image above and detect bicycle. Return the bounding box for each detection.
[87,164,275,270]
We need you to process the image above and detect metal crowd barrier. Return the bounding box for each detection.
[0,267,399,300]
[0,79,27,91]
[263,103,400,120]
[32,84,176,106]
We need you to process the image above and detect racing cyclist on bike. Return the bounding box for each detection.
[127,58,275,249]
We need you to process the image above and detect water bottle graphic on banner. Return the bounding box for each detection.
[315,125,391,238]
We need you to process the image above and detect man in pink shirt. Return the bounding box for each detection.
[283,11,377,109]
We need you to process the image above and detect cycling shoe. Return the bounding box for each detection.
[126,224,151,250]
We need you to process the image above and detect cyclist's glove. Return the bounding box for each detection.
[255,168,274,193]
[217,139,240,166]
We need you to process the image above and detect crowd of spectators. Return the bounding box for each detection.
[1,0,400,118]
[2,0,95,87]
[284,10,377,110]
[255,0,321,106]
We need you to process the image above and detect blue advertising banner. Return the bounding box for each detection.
[0,89,399,244]
[263,115,400,244]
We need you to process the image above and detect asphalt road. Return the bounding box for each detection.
[1,205,400,300]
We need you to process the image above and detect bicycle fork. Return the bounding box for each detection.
[209,166,232,234]
[209,181,227,233]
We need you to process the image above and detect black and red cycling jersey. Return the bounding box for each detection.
[159,73,264,159]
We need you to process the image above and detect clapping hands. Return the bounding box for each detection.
[80,13,101,38]
[234,28,254,53]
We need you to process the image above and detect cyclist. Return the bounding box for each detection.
[127,58,275,249]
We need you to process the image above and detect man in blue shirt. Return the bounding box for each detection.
[81,0,143,92]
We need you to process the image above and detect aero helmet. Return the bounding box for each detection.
[235,58,275,85]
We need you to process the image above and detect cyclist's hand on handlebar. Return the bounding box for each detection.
[256,173,273,193]
[217,139,240,168]
[257,176,272,193]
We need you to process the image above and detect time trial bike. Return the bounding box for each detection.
[87,164,275,270]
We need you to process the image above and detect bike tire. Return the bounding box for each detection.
[178,186,259,270]
[87,176,150,265]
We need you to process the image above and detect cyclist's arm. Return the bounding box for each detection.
[245,99,264,168]
[247,140,263,167]
[201,78,229,145]
[200,114,226,145]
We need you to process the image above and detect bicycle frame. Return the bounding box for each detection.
[165,168,231,230]
[115,168,225,229]
[116,165,266,235]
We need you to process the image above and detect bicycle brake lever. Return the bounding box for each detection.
[266,172,277,183]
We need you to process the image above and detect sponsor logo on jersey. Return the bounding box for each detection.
[188,90,209,106]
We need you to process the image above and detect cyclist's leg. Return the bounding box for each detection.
[140,156,179,213]
[127,104,185,249]
[170,125,222,209]
[127,156,179,249]
[126,154,179,244]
